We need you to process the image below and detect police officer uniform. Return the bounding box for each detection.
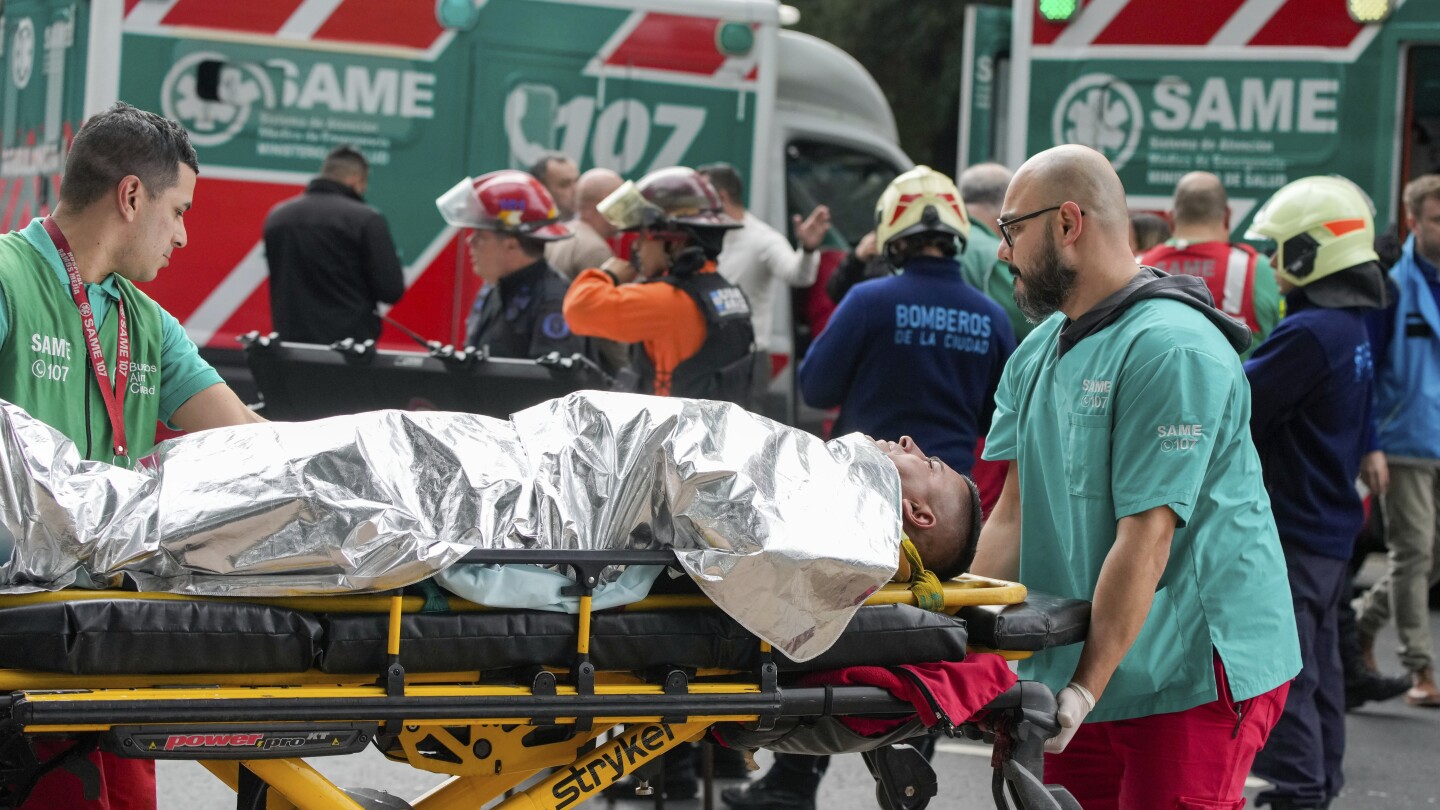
[467,259,583,359]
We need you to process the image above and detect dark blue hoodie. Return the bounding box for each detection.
[797,256,1015,474]
[1245,291,1380,559]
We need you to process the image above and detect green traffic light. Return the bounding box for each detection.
[1039,0,1081,22]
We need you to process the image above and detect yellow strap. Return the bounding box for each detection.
[901,535,946,612]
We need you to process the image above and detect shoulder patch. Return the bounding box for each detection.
[541,312,571,340]
[707,287,751,317]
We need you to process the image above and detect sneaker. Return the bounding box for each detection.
[720,779,817,810]
[1406,667,1440,708]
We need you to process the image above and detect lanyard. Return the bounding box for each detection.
[41,218,130,463]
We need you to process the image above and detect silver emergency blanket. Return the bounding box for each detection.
[0,392,901,661]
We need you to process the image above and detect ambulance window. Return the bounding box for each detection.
[1405,48,1440,186]
[786,141,901,248]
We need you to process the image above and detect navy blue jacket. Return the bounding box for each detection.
[1245,295,1375,559]
[798,256,1015,474]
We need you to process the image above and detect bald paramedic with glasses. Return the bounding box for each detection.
[971,145,1300,810]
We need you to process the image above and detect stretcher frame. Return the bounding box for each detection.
[0,550,1078,810]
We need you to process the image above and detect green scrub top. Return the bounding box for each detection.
[984,298,1300,722]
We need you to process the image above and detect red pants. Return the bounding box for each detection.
[22,746,155,810]
[1045,657,1290,810]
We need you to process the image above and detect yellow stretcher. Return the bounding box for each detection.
[0,550,1085,810]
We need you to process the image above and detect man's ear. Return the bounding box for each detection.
[901,498,936,531]
[117,176,143,222]
[1059,201,1084,245]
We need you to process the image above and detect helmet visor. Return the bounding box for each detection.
[597,181,659,232]
[436,177,489,229]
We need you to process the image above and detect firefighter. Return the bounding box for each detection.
[563,166,756,406]
[1244,176,1391,809]
[436,170,586,359]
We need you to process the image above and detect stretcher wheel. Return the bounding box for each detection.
[864,744,936,810]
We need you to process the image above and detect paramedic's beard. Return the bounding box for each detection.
[1012,233,1079,324]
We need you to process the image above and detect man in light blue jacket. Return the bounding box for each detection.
[1356,174,1440,708]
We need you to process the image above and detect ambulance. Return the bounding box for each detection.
[959,0,1440,233]
[0,0,909,407]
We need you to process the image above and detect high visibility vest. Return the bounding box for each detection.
[1142,241,1262,334]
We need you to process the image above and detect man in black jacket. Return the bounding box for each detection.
[263,145,405,344]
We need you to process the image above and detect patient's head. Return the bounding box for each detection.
[872,436,982,580]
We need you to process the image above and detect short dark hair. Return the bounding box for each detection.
[528,153,572,186]
[1130,212,1172,253]
[321,145,369,180]
[889,232,960,262]
[697,163,744,202]
[910,474,982,582]
[59,102,199,210]
[511,233,546,259]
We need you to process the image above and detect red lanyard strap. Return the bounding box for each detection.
[41,218,130,461]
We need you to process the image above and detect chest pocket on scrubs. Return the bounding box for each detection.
[1064,411,1112,499]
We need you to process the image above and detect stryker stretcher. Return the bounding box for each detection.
[0,550,1089,810]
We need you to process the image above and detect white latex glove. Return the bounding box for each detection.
[1044,682,1097,754]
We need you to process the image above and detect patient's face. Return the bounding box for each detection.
[872,436,961,518]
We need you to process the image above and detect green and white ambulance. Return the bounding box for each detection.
[2,0,909,410]
[960,0,1440,233]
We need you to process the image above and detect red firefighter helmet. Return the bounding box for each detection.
[436,170,571,241]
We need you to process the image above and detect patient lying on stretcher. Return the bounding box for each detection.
[0,391,980,661]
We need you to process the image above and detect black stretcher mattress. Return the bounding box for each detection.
[0,600,968,676]
[0,594,1090,677]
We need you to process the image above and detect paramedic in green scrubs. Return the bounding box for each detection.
[971,145,1300,810]
[0,102,264,810]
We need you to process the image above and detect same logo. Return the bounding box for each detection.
[1052,73,1144,171]
[160,51,276,147]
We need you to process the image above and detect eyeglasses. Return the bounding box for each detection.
[996,205,1081,248]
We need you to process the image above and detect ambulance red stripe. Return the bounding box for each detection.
[603,13,728,76]
[313,0,446,50]
[162,0,306,35]
[1092,0,1248,46]
[1247,0,1363,48]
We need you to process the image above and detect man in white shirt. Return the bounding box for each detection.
[698,163,831,355]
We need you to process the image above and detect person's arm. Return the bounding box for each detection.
[1069,504,1175,700]
[363,214,405,305]
[1250,253,1282,346]
[795,292,867,409]
[826,253,866,304]
[1243,322,1327,439]
[562,267,684,344]
[756,227,821,288]
[780,205,830,288]
[170,383,266,431]
[970,462,1021,580]
[1364,299,1395,458]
